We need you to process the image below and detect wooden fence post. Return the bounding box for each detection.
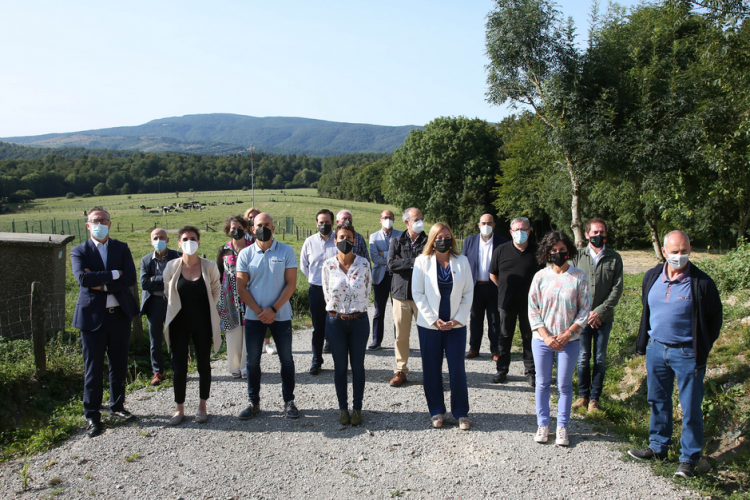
[130,284,143,344]
[30,282,47,377]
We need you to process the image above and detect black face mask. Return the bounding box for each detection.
[589,235,605,248]
[549,252,569,267]
[318,223,332,236]
[230,228,245,241]
[337,239,354,255]
[255,226,272,242]
[435,238,452,254]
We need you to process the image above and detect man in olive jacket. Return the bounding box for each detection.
[572,218,623,412]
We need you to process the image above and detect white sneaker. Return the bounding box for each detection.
[556,426,569,446]
[534,425,549,443]
[265,343,278,355]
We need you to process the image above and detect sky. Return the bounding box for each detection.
[1,0,640,137]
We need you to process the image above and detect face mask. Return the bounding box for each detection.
[317,223,332,236]
[337,239,354,255]
[549,252,569,267]
[382,219,394,230]
[230,228,245,241]
[90,223,108,240]
[434,238,452,254]
[512,230,528,245]
[411,220,424,234]
[589,235,605,248]
[182,240,199,256]
[255,226,272,242]
[664,253,690,270]
[152,240,167,252]
[480,225,493,237]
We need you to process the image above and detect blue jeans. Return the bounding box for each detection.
[245,320,296,405]
[577,322,613,401]
[146,297,168,374]
[646,338,705,464]
[532,338,580,428]
[325,312,369,410]
[417,326,470,419]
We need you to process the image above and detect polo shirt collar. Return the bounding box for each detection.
[254,239,278,253]
[661,262,690,283]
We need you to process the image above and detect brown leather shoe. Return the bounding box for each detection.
[390,371,407,387]
[588,400,600,412]
[572,397,589,410]
[150,373,164,386]
[465,350,479,359]
[492,353,499,362]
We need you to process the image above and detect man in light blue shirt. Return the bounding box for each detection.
[300,209,337,374]
[236,213,299,419]
[368,209,403,350]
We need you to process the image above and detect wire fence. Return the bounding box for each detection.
[0,290,70,340]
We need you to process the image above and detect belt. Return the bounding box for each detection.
[107,307,121,314]
[476,281,491,285]
[656,339,692,348]
[328,311,364,320]
[310,284,322,289]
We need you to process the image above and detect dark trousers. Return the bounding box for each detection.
[245,320,296,405]
[326,313,369,410]
[418,325,470,419]
[80,308,131,422]
[145,297,168,375]
[170,322,212,404]
[496,304,535,376]
[309,285,327,367]
[468,283,499,353]
[371,273,393,346]
[577,322,613,401]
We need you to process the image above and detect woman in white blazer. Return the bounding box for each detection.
[163,225,222,426]
[412,222,474,430]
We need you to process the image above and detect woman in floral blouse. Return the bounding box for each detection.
[321,222,372,426]
[528,231,591,447]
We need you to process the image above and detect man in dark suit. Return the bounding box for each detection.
[139,228,180,386]
[71,207,138,437]
[462,214,508,359]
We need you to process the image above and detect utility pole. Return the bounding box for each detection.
[251,145,255,207]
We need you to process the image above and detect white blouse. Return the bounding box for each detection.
[322,255,372,314]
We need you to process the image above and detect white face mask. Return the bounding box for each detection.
[480,225,493,237]
[382,219,393,230]
[182,240,199,256]
[512,229,528,245]
[411,220,424,234]
[664,252,689,270]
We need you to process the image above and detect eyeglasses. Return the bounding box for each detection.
[410,218,424,223]
[381,216,395,220]
[88,218,110,224]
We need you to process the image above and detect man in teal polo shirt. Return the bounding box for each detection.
[236,213,299,419]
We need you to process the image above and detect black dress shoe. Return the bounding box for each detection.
[109,408,136,421]
[492,372,507,384]
[322,342,331,354]
[309,365,321,375]
[367,343,382,351]
[285,401,300,418]
[525,374,536,388]
[86,420,103,438]
[238,403,260,420]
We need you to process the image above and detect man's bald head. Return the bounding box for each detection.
[151,228,167,241]
[253,213,274,228]
[663,230,691,253]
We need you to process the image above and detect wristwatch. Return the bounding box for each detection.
[270,305,278,314]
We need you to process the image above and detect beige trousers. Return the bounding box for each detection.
[225,325,247,375]
[393,298,419,374]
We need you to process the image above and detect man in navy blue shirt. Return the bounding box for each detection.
[628,230,722,479]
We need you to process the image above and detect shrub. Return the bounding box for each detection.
[242,186,249,191]
[8,190,35,203]
[65,192,75,199]
[81,193,92,198]
[700,240,750,293]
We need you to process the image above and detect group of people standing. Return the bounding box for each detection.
[70,204,722,479]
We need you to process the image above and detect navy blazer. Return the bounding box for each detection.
[461,233,509,283]
[71,238,138,331]
[139,248,181,315]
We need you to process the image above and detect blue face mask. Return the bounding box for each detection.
[153,240,167,252]
[90,223,109,240]
[512,229,528,245]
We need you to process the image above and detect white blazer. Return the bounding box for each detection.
[412,253,474,329]
[163,257,222,354]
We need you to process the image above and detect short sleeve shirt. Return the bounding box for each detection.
[236,239,298,322]
[489,241,542,310]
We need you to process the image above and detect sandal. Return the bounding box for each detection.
[431,414,444,428]
[459,417,471,430]
[231,372,241,379]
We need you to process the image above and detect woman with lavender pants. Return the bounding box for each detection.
[528,231,590,446]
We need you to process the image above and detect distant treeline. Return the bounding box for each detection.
[0,142,388,201]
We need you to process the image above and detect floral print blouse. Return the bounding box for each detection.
[528,265,591,341]
[216,236,253,333]
[322,255,372,314]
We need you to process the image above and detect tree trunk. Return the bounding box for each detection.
[566,155,585,247]
[738,200,750,241]
[646,217,664,263]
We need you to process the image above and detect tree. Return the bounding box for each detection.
[384,116,504,231]
[93,182,109,196]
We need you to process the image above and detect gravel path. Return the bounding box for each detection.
[1,301,697,499]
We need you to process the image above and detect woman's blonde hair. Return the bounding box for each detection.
[422,222,458,257]
[243,207,260,222]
